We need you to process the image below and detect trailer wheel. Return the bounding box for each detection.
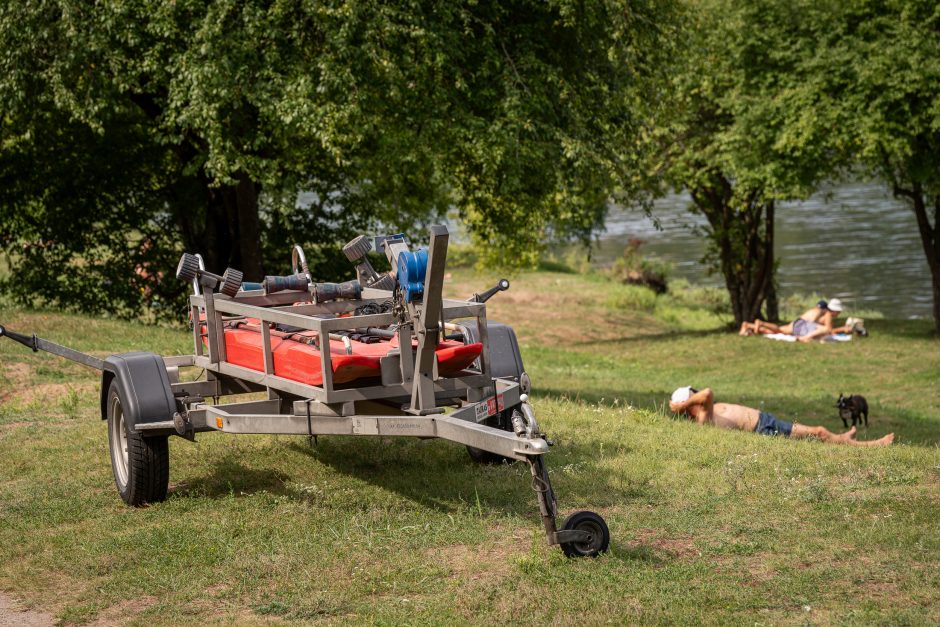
[107,382,169,506]
[465,444,512,465]
[559,510,610,558]
[465,410,515,464]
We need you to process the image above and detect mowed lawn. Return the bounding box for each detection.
[1,270,938,624]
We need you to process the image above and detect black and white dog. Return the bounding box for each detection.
[836,393,869,428]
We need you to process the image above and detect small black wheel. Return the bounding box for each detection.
[219,268,243,297]
[107,381,170,506]
[559,510,610,558]
[343,235,372,262]
[176,253,200,282]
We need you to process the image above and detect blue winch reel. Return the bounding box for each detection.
[397,248,428,303]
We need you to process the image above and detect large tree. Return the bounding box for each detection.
[0,0,673,317]
[644,0,839,325]
[803,0,940,332]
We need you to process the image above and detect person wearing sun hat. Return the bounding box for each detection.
[794,297,852,342]
[738,297,852,340]
[667,386,894,446]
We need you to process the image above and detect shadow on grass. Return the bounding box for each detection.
[287,431,649,516]
[165,424,653,526]
[171,455,292,499]
[570,326,728,348]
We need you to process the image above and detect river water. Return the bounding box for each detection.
[594,181,933,318]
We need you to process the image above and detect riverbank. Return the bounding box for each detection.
[597,180,934,318]
[1,268,937,623]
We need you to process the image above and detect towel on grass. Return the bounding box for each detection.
[764,333,852,343]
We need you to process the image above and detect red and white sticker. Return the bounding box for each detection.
[484,394,505,417]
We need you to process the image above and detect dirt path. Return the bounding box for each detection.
[0,592,53,627]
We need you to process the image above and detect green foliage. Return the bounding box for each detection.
[655,0,940,329]
[786,0,940,329]
[443,243,479,270]
[604,283,659,312]
[642,0,845,324]
[608,239,672,293]
[666,278,731,316]
[0,0,678,318]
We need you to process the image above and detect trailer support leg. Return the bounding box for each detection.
[529,455,560,545]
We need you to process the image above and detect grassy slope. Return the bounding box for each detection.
[0,271,938,625]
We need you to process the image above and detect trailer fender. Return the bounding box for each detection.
[99,352,176,434]
[465,322,529,394]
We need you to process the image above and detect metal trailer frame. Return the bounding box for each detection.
[0,225,609,558]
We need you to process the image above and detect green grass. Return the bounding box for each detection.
[1,271,939,624]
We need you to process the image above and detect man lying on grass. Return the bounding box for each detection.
[669,387,894,446]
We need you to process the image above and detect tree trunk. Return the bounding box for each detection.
[691,172,777,327]
[197,173,264,281]
[762,202,779,321]
[232,173,264,281]
[203,183,233,275]
[899,184,940,334]
[765,277,779,322]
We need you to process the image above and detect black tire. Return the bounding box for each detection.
[559,510,610,558]
[219,268,243,297]
[175,252,200,282]
[465,409,516,464]
[107,382,169,506]
[465,444,512,464]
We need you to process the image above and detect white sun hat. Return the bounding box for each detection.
[671,386,693,404]
[827,298,844,312]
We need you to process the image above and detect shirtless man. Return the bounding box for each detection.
[739,298,852,342]
[668,386,894,446]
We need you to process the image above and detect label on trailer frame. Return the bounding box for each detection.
[473,393,505,421]
[484,393,505,417]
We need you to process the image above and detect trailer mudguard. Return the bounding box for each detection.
[99,352,176,434]
[465,322,527,389]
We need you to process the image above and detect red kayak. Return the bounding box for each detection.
[202,319,482,386]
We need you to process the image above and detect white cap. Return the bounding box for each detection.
[827,298,843,312]
[671,386,693,404]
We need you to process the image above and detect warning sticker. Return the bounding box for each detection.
[486,397,498,416]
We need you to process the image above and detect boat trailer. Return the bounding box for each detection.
[0,225,609,557]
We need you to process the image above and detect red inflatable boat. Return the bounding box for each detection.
[203,319,482,386]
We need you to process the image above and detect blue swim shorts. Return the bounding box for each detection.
[755,411,793,437]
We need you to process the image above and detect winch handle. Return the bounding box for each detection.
[472,278,510,303]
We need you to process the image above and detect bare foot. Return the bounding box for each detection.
[837,427,895,447]
[824,426,857,444]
